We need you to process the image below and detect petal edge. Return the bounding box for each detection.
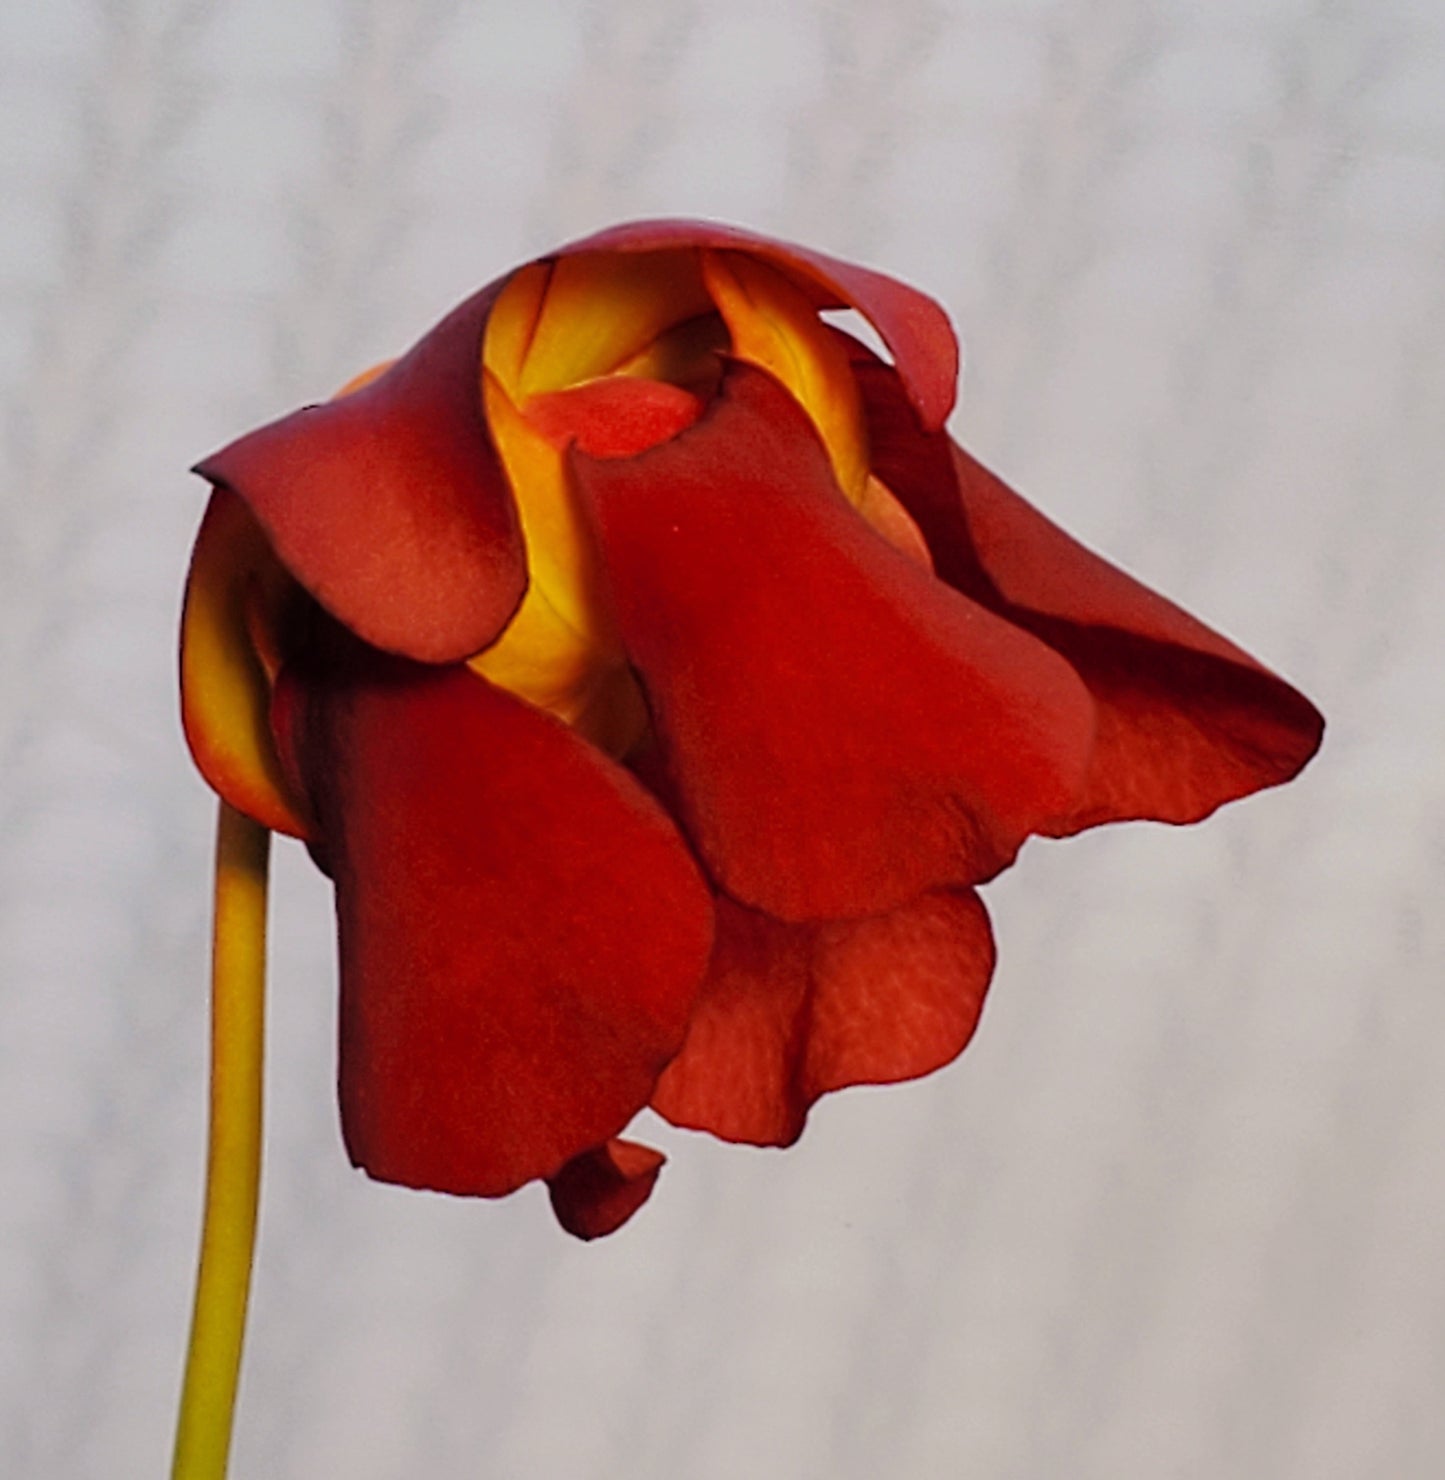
[547,1140,666,1239]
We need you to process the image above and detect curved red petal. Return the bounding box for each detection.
[547,1139,666,1240]
[574,362,1095,923]
[278,639,713,1196]
[561,218,958,430]
[652,888,994,1146]
[195,282,526,664]
[524,376,702,458]
[854,356,1325,829]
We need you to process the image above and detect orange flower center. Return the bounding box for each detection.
[471,247,930,752]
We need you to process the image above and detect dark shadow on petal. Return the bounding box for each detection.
[547,1139,666,1240]
[854,355,1324,830]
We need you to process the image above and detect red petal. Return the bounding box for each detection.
[195,283,526,663]
[562,219,958,430]
[547,1139,666,1239]
[854,356,1324,829]
[574,363,1095,922]
[524,376,702,457]
[652,889,994,1146]
[277,639,713,1196]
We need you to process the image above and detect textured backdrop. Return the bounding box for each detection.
[3,2,1442,1477]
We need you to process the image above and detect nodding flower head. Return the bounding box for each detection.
[180,219,1323,1239]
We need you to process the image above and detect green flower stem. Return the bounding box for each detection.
[172,801,271,1480]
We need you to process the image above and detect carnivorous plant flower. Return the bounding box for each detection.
[172,220,1322,1478]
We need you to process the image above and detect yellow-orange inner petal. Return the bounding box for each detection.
[471,371,681,752]
[477,371,612,644]
[485,250,714,402]
[701,249,931,565]
[701,248,871,501]
[858,473,935,571]
[181,489,311,837]
[477,255,724,749]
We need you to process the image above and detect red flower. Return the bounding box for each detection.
[180,220,1322,1239]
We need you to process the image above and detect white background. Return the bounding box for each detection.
[3,2,1442,1476]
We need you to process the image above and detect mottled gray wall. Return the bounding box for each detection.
[3,2,1441,1477]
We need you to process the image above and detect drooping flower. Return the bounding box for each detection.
[180,220,1322,1240]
